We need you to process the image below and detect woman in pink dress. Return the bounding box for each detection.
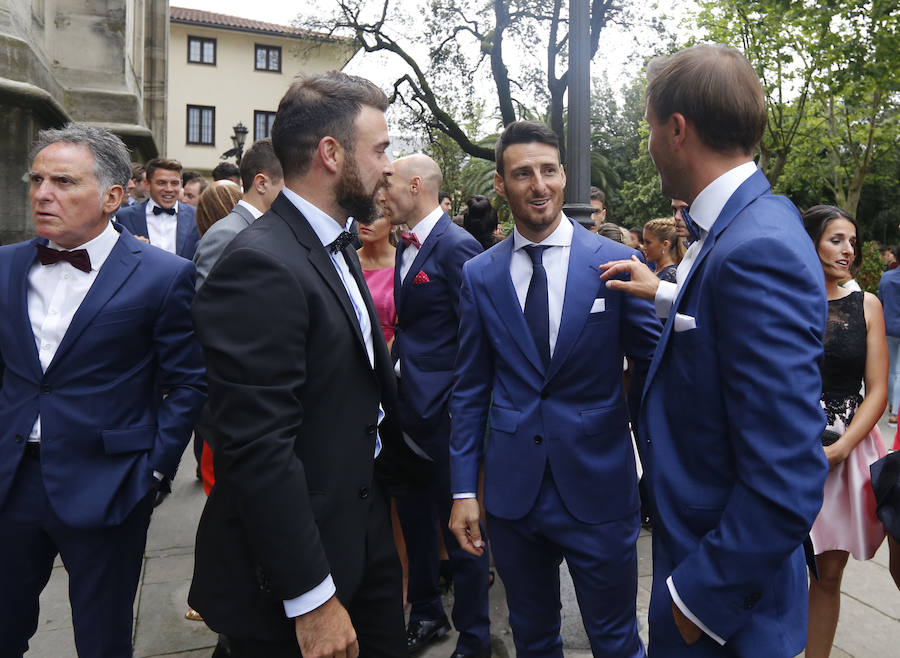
[357,214,396,347]
[803,205,888,657]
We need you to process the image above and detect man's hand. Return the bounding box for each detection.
[449,498,485,557]
[294,595,358,658]
[672,601,702,645]
[598,255,660,301]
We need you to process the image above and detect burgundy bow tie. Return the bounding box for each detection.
[35,243,92,273]
[400,231,420,249]
[152,205,176,215]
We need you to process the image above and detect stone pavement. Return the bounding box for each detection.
[23,413,900,657]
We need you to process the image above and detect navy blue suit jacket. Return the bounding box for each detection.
[393,213,482,436]
[0,225,206,529]
[115,200,200,261]
[879,267,900,338]
[450,220,661,523]
[640,169,829,655]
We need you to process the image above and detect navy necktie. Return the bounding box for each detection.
[523,245,550,368]
[681,207,702,243]
[152,205,176,215]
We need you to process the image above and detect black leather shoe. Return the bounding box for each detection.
[407,617,451,654]
[449,648,491,658]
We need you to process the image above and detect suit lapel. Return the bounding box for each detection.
[271,195,370,368]
[396,214,449,314]
[175,207,191,256]
[546,222,601,382]
[133,201,150,238]
[11,242,43,380]
[643,169,772,393]
[45,230,140,375]
[484,237,544,373]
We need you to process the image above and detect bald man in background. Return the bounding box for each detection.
[381,154,490,658]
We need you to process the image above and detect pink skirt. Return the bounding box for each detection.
[810,426,887,560]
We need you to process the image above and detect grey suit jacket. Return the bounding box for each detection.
[193,202,258,290]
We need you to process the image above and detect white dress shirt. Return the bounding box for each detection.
[236,199,263,220]
[654,161,758,319]
[399,206,443,283]
[145,199,179,254]
[28,221,120,442]
[280,187,383,619]
[454,216,573,501]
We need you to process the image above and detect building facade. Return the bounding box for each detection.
[0,0,167,244]
[168,7,357,174]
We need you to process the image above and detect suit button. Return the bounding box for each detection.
[540,390,549,400]
[359,486,369,499]
[40,385,51,394]
[534,435,543,445]
[14,434,24,443]
[366,424,377,436]
[743,592,761,609]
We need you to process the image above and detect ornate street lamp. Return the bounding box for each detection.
[221,121,249,165]
[562,0,594,229]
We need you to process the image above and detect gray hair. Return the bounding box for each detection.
[29,123,132,196]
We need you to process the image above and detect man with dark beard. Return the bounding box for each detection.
[381,154,489,658]
[189,71,405,658]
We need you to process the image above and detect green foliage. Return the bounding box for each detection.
[856,241,884,294]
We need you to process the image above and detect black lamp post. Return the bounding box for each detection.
[231,122,249,165]
[562,0,594,229]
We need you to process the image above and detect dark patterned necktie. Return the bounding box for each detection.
[523,245,550,368]
[681,207,701,243]
[329,231,354,254]
[35,243,91,273]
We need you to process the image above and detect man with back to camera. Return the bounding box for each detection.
[380,153,490,658]
[0,123,206,657]
[189,70,407,658]
[600,44,829,655]
[115,157,201,260]
[449,120,661,657]
[193,138,284,290]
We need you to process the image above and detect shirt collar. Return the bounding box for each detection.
[513,213,573,251]
[146,198,179,215]
[48,220,119,272]
[281,187,351,249]
[237,199,263,219]
[689,161,758,233]
[410,207,444,244]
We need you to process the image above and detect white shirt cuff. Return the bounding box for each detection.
[453,492,477,499]
[153,470,165,481]
[283,574,336,618]
[666,575,725,645]
[654,280,677,319]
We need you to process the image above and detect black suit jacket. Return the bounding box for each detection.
[188,192,397,640]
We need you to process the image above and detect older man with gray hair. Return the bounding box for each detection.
[0,123,206,657]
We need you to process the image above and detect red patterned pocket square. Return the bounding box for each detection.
[413,270,430,284]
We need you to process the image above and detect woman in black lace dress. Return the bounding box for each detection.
[803,205,888,657]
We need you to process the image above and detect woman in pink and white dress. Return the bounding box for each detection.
[803,205,888,657]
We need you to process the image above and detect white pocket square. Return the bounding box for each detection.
[590,298,606,313]
[674,313,697,332]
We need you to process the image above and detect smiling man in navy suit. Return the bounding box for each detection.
[115,157,201,260]
[0,124,206,656]
[601,45,829,656]
[449,121,661,657]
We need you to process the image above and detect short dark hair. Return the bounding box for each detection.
[239,138,284,191]
[596,223,625,243]
[464,195,498,250]
[802,205,862,271]
[589,186,605,203]
[30,123,131,194]
[271,70,388,178]
[646,44,767,155]
[146,158,183,182]
[131,163,145,181]
[439,190,451,203]
[182,170,202,186]
[494,121,560,176]
[211,161,240,182]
